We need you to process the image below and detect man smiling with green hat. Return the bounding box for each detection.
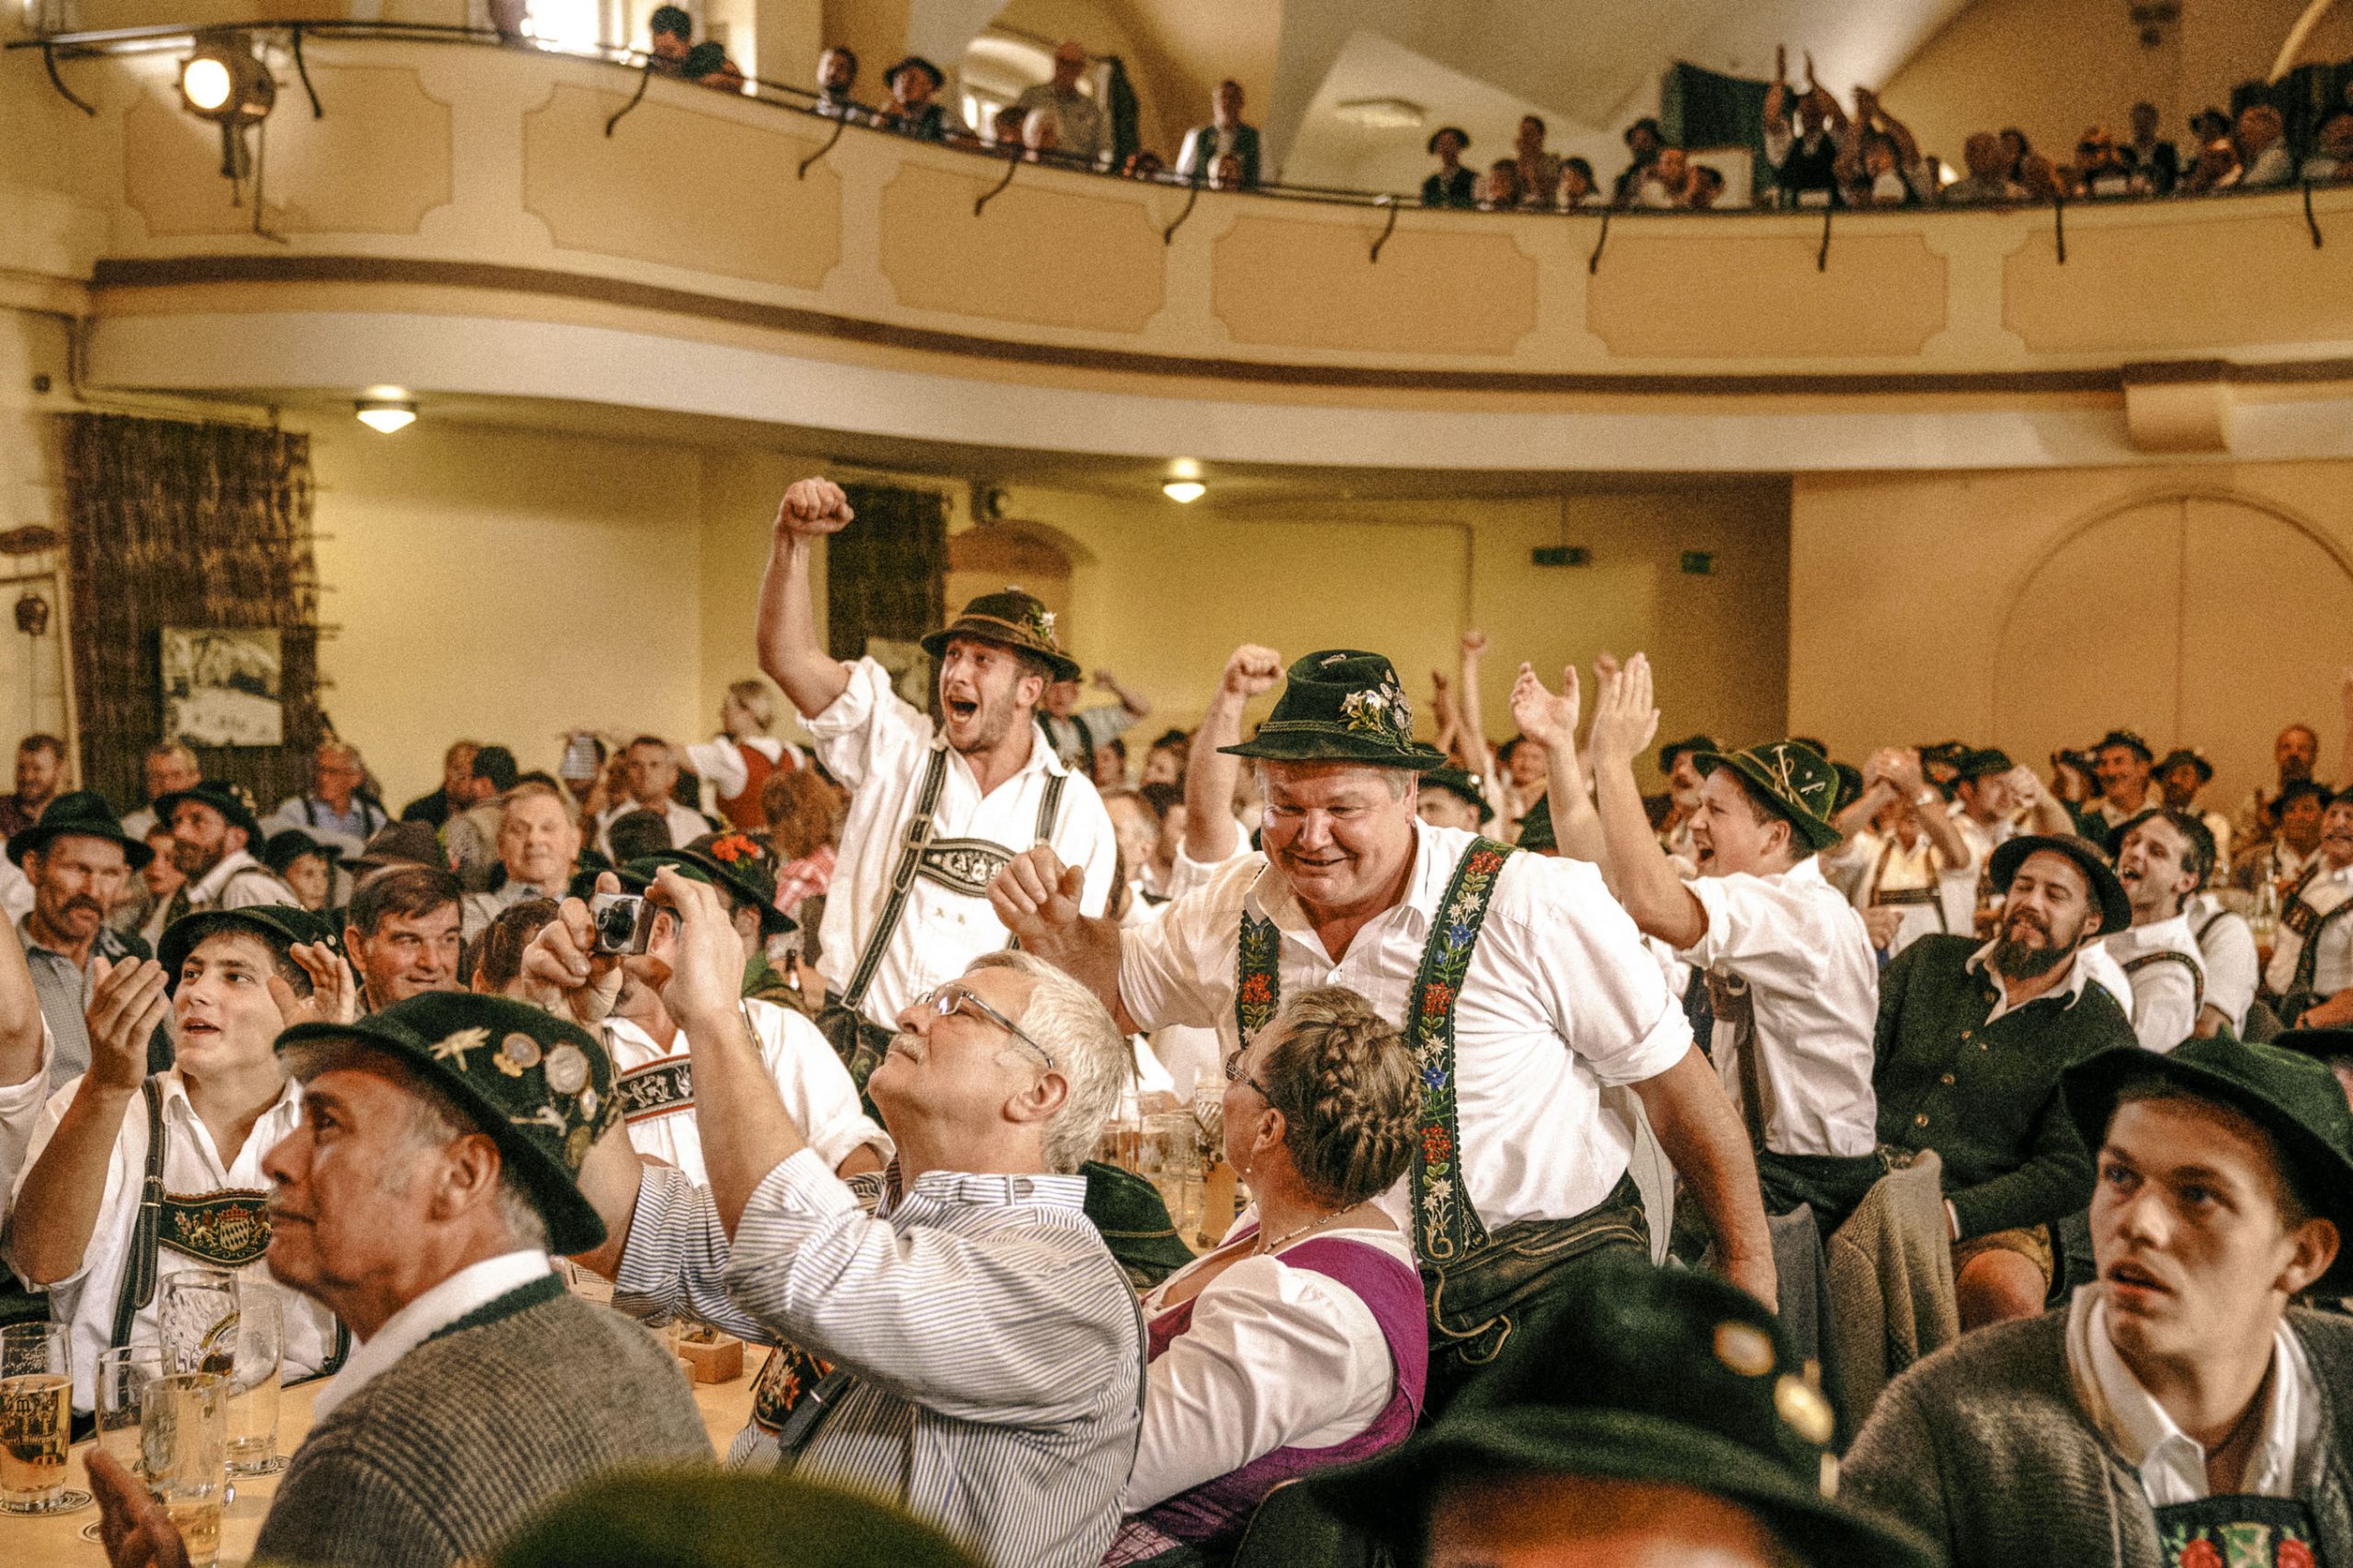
[995,645,1773,1411]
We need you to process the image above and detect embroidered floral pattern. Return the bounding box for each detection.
[2157,1511,2320,1568]
[1339,681,1415,750]
[1235,915,1281,1041]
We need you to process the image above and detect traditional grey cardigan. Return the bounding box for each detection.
[1840,1306,2353,1567]
[255,1275,712,1568]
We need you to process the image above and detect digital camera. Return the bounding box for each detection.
[589,892,656,956]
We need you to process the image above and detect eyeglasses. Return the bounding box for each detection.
[922,983,1054,1070]
[1222,1050,1275,1102]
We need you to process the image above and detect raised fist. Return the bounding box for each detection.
[774,478,855,541]
[1220,644,1283,701]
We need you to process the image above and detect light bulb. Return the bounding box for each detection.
[182,57,233,112]
[1162,482,1205,504]
[355,400,417,434]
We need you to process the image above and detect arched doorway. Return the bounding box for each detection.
[1989,491,2353,817]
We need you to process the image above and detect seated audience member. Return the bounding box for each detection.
[2237,778,2332,896]
[1633,145,1690,209]
[0,732,64,840]
[991,102,1028,153]
[399,740,480,828]
[814,44,863,119]
[1942,131,2029,205]
[1832,747,1978,959]
[1874,835,2137,1327]
[2127,100,2179,193]
[471,897,558,997]
[87,992,712,1568]
[1014,40,1108,168]
[2182,134,2244,195]
[1176,79,1260,188]
[11,794,162,1089]
[764,767,841,918]
[1422,125,1476,208]
[1688,164,1728,209]
[494,1471,984,1568]
[345,864,465,1012]
[1040,667,1151,772]
[2075,728,2161,838]
[1133,781,1186,903]
[1313,1258,1935,1568]
[2155,746,2233,868]
[686,678,801,834]
[2306,110,2353,183]
[4,907,346,1412]
[130,823,184,949]
[646,4,743,89]
[1558,154,1598,209]
[262,829,337,914]
[2236,103,2296,187]
[1612,115,1665,205]
[1651,733,1719,864]
[122,742,201,839]
[880,56,957,142]
[1518,659,1881,1233]
[1415,767,1491,834]
[158,778,297,917]
[2103,810,2214,1052]
[1477,158,1521,210]
[463,781,584,937]
[1843,1033,2353,1567]
[1842,88,1932,206]
[1092,736,1129,790]
[1764,66,1846,206]
[550,874,1142,1567]
[2265,789,2353,1028]
[2071,126,2133,195]
[1514,114,1563,207]
[1109,986,1425,1563]
[596,736,717,860]
[607,804,677,867]
[446,744,518,890]
[268,741,390,862]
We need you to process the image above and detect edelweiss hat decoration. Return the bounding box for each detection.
[1692,741,1845,852]
[920,586,1081,683]
[1220,651,1448,772]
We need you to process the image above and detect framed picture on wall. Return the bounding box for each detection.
[162,627,284,747]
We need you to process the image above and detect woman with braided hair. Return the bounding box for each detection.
[1104,986,1428,1566]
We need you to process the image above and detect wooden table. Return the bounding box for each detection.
[10,1364,756,1565]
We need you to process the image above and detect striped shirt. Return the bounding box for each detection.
[618,1151,1142,1568]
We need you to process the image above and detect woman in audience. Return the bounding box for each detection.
[1105,987,1427,1567]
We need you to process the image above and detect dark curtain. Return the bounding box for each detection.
[1105,54,1140,170]
[58,412,325,814]
[828,483,947,664]
[1663,62,1771,201]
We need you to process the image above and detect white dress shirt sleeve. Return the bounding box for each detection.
[4,1074,132,1290]
[682,737,748,800]
[1118,859,1256,1035]
[751,1003,892,1172]
[2196,910,2259,1031]
[2126,960,2200,1055]
[1503,857,1694,1086]
[0,1028,57,1217]
[1678,871,1831,992]
[1122,1251,1396,1511]
[801,656,926,794]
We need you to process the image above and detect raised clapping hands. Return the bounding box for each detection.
[83,957,170,1094]
[1870,746,1926,799]
[1509,661,1580,752]
[267,942,359,1030]
[1586,652,1662,770]
[989,846,1088,949]
[773,477,855,542]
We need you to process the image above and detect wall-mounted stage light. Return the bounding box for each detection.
[1162,481,1205,504]
[178,35,276,181]
[355,399,417,434]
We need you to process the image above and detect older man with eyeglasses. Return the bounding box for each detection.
[529,869,1143,1568]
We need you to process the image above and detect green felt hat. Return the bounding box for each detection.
[150,778,263,842]
[494,1469,983,1568]
[608,843,795,938]
[2092,728,2154,763]
[2063,1033,2353,1292]
[1219,651,1447,772]
[1514,794,1556,852]
[2276,1028,2353,1062]
[277,992,620,1254]
[1656,733,1722,773]
[1954,746,2015,782]
[1692,742,1844,852]
[1306,1257,1936,1568]
[158,904,340,991]
[1422,767,1494,824]
[1081,1160,1196,1286]
[261,827,338,877]
[2157,746,2215,785]
[6,790,154,870]
[919,587,1080,683]
[1989,834,2131,937]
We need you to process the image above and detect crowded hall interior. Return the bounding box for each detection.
[6,0,2353,1564]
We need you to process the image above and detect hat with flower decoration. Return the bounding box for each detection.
[606,832,796,938]
[919,587,1080,682]
[151,778,265,841]
[1422,767,1494,824]
[276,992,621,1253]
[1219,651,1448,772]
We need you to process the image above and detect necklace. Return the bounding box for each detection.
[1254,1206,1362,1256]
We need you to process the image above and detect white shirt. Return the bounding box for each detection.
[4,1065,336,1410]
[187,848,296,913]
[2268,859,2353,999]
[2103,914,2207,1054]
[1680,858,1881,1159]
[683,733,800,807]
[2065,1285,2318,1506]
[809,656,1117,1028]
[602,999,888,1184]
[1969,938,2101,1024]
[2188,893,2259,1035]
[595,799,715,860]
[312,1249,552,1421]
[1843,827,1978,959]
[2079,942,2138,1024]
[1124,1213,1410,1511]
[1120,825,1692,1233]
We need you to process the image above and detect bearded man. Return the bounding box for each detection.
[1870,835,2139,1329]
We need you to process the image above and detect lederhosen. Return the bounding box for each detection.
[2266,865,2353,1028]
[1693,974,1882,1244]
[813,741,1068,1092]
[1233,838,1646,1408]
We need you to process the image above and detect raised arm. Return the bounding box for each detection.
[0,915,44,1089]
[1586,655,1708,949]
[1183,644,1281,866]
[755,479,857,721]
[1510,662,1606,869]
[1091,667,1151,722]
[1455,631,1497,781]
[989,847,1133,1032]
[2006,764,2079,837]
[1881,749,1974,873]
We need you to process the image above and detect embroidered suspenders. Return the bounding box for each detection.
[615,1055,696,1123]
[1233,837,1518,1266]
[2283,881,2353,1001]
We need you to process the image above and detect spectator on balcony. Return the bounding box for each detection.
[645,6,741,92]
[1013,40,1107,170]
[2071,126,2133,196]
[2306,110,2353,183]
[1764,68,1846,206]
[1512,115,1563,208]
[1175,79,1260,189]
[1022,106,1062,164]
[1998,126,2032,182]
[1477,159,1520,211]
[1609,115,1664,205]
[2188,106,2233,154]
[814,46,863,119]
[1208,152,1245,191]
[880,56,957,142]
[990,103,1027,153]
[1839,88,1932,208]
[1631,145,1689,209]
[1688,164,1726,210]
[2180,135,2243,196]
[1121,149,1166,180]
[2235,103,2296,187]
[1942,131,2028,205]
[1421,126,1475,209]
[2125,100,2178,193]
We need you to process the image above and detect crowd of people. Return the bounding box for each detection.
[2,471,2352,1568]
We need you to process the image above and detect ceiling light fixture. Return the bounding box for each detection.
[355,399,417,434]
[177,35,276,182]
[1162,481,1206,504]
[1334,97,1426,131]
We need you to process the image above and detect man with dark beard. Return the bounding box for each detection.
[1871,835,2138,1328]
[755,477,1117,1085]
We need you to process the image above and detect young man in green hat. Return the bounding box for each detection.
[6,790,164,1089]
[3,905,349,1412]
[1845,1032,2353,1566]
[995,645,1773,1412]
[86,990,711,1568]
[1415,766,1492,834]
[754,477,1116,1087]
[1518,653,1883,1237]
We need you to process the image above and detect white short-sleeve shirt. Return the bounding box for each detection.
[1118,824,1693,1233]
[2103,914,2208,1054]
[807,657,1118,1028]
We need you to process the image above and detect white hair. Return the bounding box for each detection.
[967,950,1127,1173]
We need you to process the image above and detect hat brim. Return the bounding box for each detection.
[1219,730,1449,772]
[6,822,154,871]
[150,789,261,842]
[918,625,1081,684]
[276,1019,608,1254]
[1690,753,1843,851]
[621,852,794,937]
[1306,1408,1936,1568]
[2275,1028,2353,1062]
[2063,1043,2353,1292]
[1988,835,2131,937]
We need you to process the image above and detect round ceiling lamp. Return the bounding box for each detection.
[1162,481,1206,504]
[178,36,276,123]
[356,399,418,434]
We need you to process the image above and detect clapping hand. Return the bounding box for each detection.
[84,957,169,1094]
[1586,653,1662,769]
[773,478,855,542]
[268,942,359,1029]
[1509,661,1581,751]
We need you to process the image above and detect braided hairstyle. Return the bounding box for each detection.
[1256,986,1421,1210]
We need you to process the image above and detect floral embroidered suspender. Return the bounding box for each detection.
[1233,837,1518,1266]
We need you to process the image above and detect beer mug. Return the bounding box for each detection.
[0,1320,75,1514]
[159,1269,242,1379]
[142,1371,227,1568]
[96,1343,169,1478]
[223,1285,285,1477]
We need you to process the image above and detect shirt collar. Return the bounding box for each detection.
[155,1066,304,1122]
[16,912,69,964]
[311,1249,554,1422]
[879,1158,1087,1219]
[1966,938,2096,1011]
[189,848,261,902]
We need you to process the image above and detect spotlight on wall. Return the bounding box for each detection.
[178,35,277,181]
[355,399,417,434]
[1162,481,1206,504]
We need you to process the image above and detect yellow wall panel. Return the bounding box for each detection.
[877,164,1165,333]
[1210,216,1539,356]
[2004,215,2353,353]
[1587,232,1948,359]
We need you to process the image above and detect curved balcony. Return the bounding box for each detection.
[12,25,2353,470]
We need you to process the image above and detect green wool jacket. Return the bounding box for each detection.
[255,1275,712,1568]
[1842,1308,2353,1568]
[1873,934,2138,1239]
